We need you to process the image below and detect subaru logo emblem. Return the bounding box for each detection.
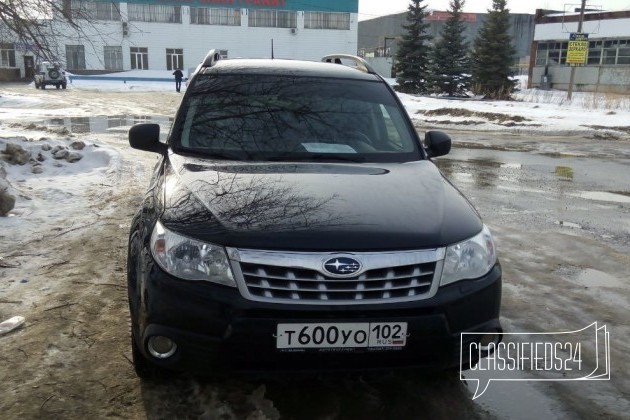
[323,257,362,277]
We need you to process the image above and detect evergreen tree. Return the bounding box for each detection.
[395,0,432,94]
[471,0,516,99]
[427,0,471,96]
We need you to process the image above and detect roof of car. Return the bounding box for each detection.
[198,59,381,81]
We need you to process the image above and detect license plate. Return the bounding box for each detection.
[276,322,408,349]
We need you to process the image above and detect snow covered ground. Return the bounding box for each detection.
[5,70,630,136]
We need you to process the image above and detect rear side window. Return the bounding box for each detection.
[171,75,421,162]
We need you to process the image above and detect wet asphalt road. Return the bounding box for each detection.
[433,131,630,419]
[438,131,630,253]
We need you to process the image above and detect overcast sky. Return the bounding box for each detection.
[358,0,630,20]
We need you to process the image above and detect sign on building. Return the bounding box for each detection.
[14,43,39,52]
[426,11,477,22]
[567,33,589,66]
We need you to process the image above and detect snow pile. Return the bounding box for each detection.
[381,74,630,135]
[515,88,630,111]
[0,137,112,177]
[0,136,117,221]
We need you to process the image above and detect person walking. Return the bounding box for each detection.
[173,68,184,92]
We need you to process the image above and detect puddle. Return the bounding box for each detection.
[437,157,525,189]
[449,172,474,183]
[455,142,535,152]
[554,220,582,229]
[538,152,584,158]
[556,266,627,290]
[463,359,570,419]
[41,115,173,134]
[555,166,574,179]
[467,158,502,168]
[500,163,522,169]
[608,190,630,197]
[572,191,630,203]
[497,185,546,194]
[575,269,625,288]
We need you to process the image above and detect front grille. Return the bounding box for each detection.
[239,261,437,303]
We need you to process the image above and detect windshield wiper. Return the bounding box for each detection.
[267,154,367,163]
[197,150,252,161]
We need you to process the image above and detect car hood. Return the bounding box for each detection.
[159,154,483,251]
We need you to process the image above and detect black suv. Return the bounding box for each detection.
[127,51,502,378]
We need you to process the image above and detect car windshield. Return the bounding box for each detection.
[170,74,423,162]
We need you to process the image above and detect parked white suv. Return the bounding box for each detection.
[34,62,67,90]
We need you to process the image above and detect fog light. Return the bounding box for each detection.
[479,333,499,352]
[147,336,177,359]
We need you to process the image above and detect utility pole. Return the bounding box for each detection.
[567,0,587,100]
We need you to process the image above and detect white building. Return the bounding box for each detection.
[1,0,359,80]
[529,9,630,93]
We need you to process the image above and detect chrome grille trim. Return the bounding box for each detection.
[227,248,445,305]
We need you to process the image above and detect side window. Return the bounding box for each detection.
[379,104,405,150]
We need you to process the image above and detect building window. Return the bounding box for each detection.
[66,45,86,70]
[0,43,16,67]
[130,47,149,70]
[548,49,561,65]
[104,46,123,71]
[534,42,567,66]
[535,42,548,66]
[540,38,630,67]
[190,7,241,25]
[587,40,602,65]
[602,48,617,65]
[304,12,350,30]
[166,48,183,71]
[586,39,630,65]
[66,0,121,21]
[617,47,630,65]
[248,10,296,28]
[128,4,181,23]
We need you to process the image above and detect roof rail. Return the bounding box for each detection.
[202,49,221,68]
[321,54,376,74]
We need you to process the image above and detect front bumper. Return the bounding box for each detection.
[135,262,502,374]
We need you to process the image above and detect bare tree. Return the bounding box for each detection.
[0,0,111,62]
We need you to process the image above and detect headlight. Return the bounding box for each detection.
[440,225,497,286]
[150,221,236,287]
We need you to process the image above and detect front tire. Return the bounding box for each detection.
[56,84,60,89]
[62,83,67,89]
[41,84,46,90]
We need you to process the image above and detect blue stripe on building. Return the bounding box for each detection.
[98,0,358,13]
[68,75,173,82]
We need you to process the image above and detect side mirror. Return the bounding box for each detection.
[424,130,451,158]
[129,123,166,154]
